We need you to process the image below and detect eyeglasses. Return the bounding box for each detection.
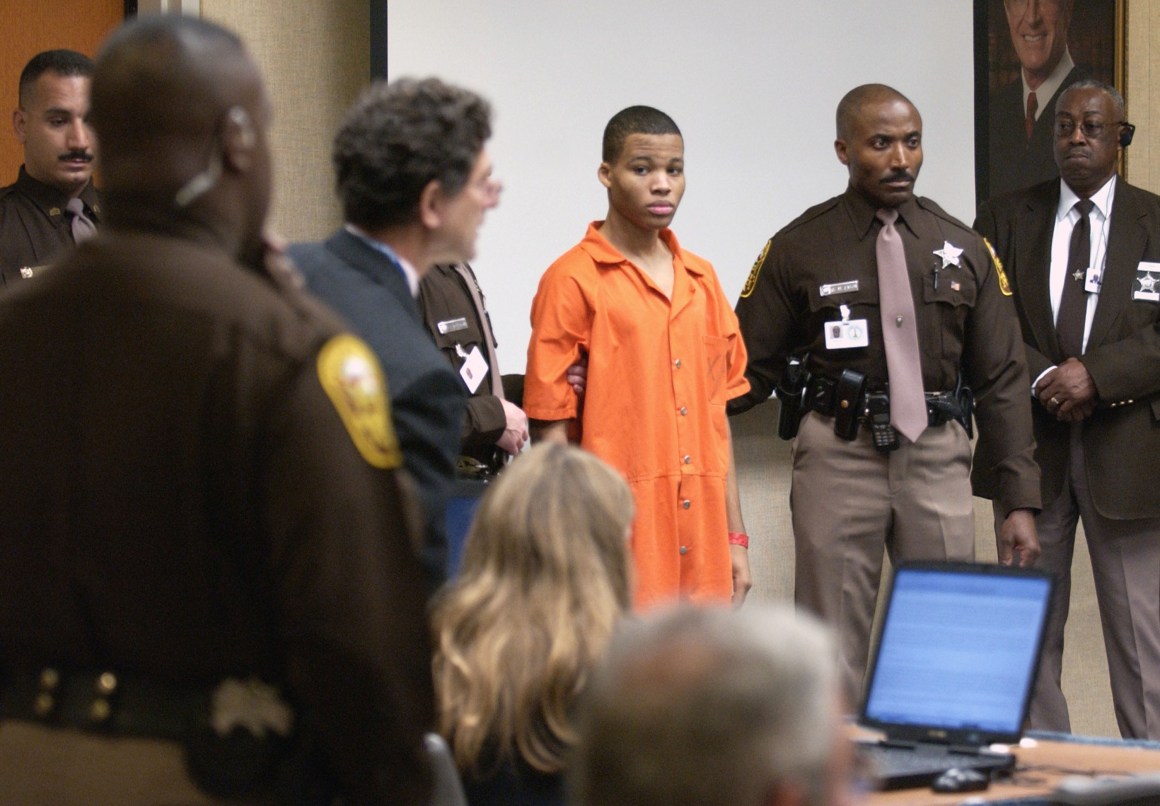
[470,175,503,203]
[1053,119,1124,140]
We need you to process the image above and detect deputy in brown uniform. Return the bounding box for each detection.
[730,84,1041,702]
[419,263,529,474]
[0,49,100,285]
[0,17,433,804]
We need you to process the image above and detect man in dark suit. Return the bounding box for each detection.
[988,0,1088,199]
[290,78,500,583]
[975,80,1160,739]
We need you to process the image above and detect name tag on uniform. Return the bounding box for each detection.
[820,280,859,297]
[824,305,868,350]
[458,345,489,393]
[437,317,469,335]
[1134,262,1160,302]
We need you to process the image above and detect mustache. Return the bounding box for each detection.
[59,150,93,163]
[882,171,915,184]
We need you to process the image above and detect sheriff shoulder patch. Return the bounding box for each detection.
[983,238,1012,297]
[740,240,772,299]
[316,334,401,469]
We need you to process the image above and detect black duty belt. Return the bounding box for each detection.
[803,374,964,428]
[0,665,211,740]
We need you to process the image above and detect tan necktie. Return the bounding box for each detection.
[1057,199,1094,358]
[876,209,926,443]
[452,264,504,398]
[1025,91,1038,141]
[65,198,97,243]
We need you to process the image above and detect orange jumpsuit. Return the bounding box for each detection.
[524,223,749,608]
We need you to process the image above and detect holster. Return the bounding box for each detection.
[832,369,867,441]
[775,355,810,440]
[955,375,975,439]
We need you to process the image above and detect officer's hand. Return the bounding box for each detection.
[1036,359,1096,421]
[730,543,752,607]
[566,347,588,397]
[997,508,1039,567]
[496,399,529,455]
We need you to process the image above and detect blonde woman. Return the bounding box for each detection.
[432,442,634,805]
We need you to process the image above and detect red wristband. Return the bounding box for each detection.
[728,532,749,549]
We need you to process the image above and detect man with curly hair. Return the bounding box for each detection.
[291,77,500,584]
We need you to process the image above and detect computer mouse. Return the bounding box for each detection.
[931,767,990,793]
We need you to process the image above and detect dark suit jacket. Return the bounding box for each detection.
[975,179,1160,520]
[290,230,467,579]
[987,66,1090,200]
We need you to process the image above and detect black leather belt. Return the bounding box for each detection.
[0,664,210,740]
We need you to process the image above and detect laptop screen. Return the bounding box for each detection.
[860,562,1053,746]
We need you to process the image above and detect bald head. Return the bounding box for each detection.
[90,16,271,254]
[836,84,917,141]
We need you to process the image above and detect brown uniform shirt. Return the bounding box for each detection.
[0,231,434,803]
[0,166,101,286]
[732,189,1040,516]
[418,263,507,470]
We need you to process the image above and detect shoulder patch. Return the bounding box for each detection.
[740,240,772,299]
[316,334,402,469]
[983,238,1012,296]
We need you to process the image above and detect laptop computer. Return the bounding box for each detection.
[857,561,1055,790]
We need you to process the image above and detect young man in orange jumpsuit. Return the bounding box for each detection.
[524,106,751,608]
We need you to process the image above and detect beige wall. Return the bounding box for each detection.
[200,0,369,241]
[1126,1,1160,192]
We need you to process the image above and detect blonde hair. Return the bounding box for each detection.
[432,443,634,775]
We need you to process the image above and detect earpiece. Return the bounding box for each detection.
[1119,122,1136,148]
[228,106,255,150]
[173,107,255,208]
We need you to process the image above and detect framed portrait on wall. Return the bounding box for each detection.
[974,0,1124,205]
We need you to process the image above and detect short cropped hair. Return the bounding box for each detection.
[18,49,94,108]
[333,77,491,231]
[1057,78,1126,120]
[571,603,841,806]
[835,83,915,141]
[601,105,681,164]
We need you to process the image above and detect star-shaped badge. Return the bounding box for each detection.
[933,241,963,269]
[1141,273,1158,293]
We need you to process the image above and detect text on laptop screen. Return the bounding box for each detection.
[862,566,1052,736]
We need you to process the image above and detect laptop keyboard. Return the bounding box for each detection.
[858,743,998,775]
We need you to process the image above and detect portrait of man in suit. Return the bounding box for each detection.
[980,0,1116,201]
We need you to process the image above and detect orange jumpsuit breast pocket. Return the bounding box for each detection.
[702,334,730,405]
